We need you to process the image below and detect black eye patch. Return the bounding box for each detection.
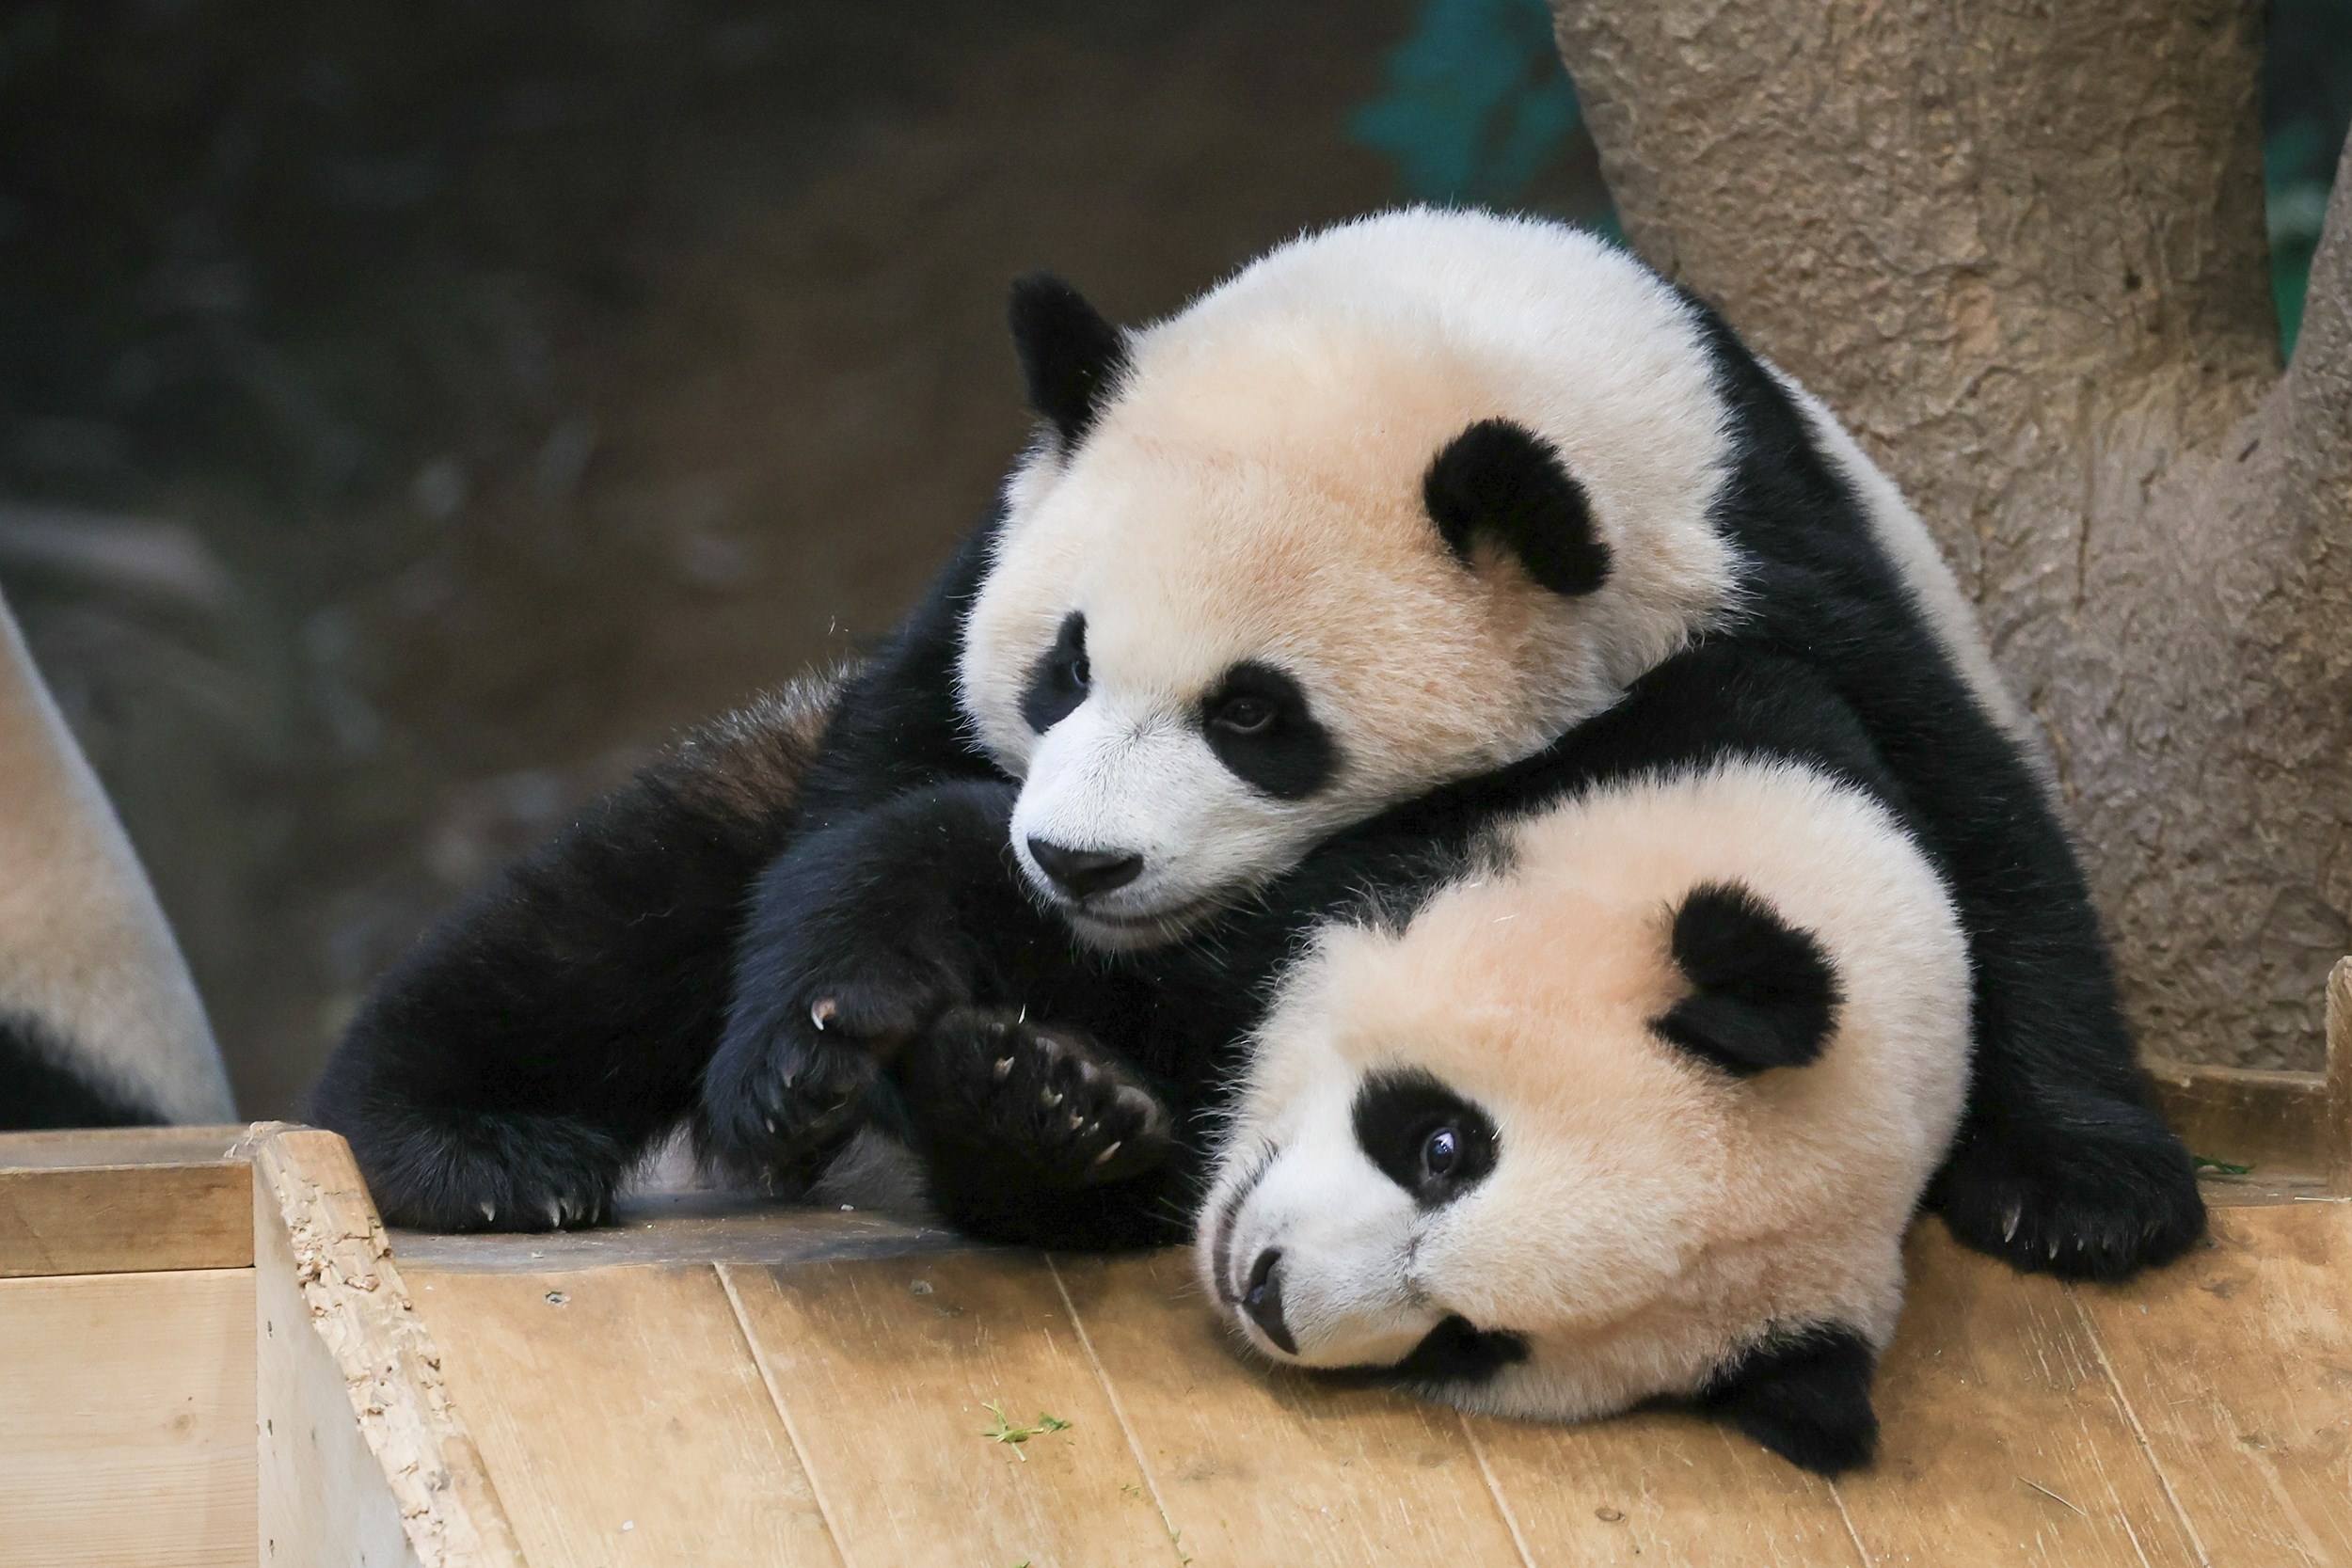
[1313,1314,1530,1391]
[1020,611,1089,735]
[1198,660,1337,800]
[1352,1069,1498,1207]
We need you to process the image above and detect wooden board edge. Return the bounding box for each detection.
[2328,957,2352,1196]
[239,1121,527,1568]
[2142,1056,2328,1176]
[0,1158,253,1277]
[0,1123,250,1169]
[257,1180,421,1568]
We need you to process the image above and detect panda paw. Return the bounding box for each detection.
[898,1007,1175,1188]
[696,990,888,1194]
[342,1111,625,1233]
[699,800,994,1188]
[1930,1101,2207,1282]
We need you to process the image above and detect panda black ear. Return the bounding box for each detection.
[1654,881,1841,1077]
[1009,273,1129,447]
[1423,419,1610,596]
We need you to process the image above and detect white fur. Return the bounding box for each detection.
[1199,760,1970,1424]
[962,210,1746,942]
[0,592,230,1121]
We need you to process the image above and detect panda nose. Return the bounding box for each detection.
[1243,1247,1296,1354]
[1025,837,1144,900]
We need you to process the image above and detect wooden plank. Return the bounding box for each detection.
[0,1159,250,1277]
[2075,1202,2352,1565]
[723,1250,1177,1568]
[240,1122,524,1568]
[0,1123,247,1168]
[410,1263,844,1567]
[1471,1407,1862,1567]
[2145,1057,2328,1175]
[257,1164,423,1568]
[1052,1250,1528,1566]
[1834,1228,2201,1566]
[2328,957,2351,1196]
[0,1267,255,1568]
[2198,1171,2342,1207]
[392,1192,960,1274]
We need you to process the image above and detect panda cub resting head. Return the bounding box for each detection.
[1200,757,1970,1475]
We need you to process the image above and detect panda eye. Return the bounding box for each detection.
[1199,660,1337,800]
[1353,1071,1498,1206]
[1020,612,1090,734]
[1213,695,1276,735]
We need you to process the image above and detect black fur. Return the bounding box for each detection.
[1692,1323,1879,1476]
[1318,1314,1531,1390]
[701,779,1031,1188]
[1009,274,1128,446]
[308,687,834,1231]
[1020,611,1089,735]
[0,1012,160,1130]
[1423,419,1609,595]
[1351,1070,1499,1205]
[1199,660,1339,800]
[311,513,1010,1232]
[841,644,1913,1248]
[707,766,1204,1244]
[319,262,2201,1284]
[896,1007,1178,1232]
[1654,883,1842,1077]
[1675,297,2201,1280]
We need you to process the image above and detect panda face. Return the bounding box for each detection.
[969,425,1543,944]
[1196,761,1974,1427]
[961,212,1747,947]
[970,410,1625,948]
[1200,905,1733,1376]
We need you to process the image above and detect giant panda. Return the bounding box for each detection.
[0,593,231,1130]
[1200,752,1972,1477]
[314,209,2199,1280]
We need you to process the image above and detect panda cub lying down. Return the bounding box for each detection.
[1205,757,1970,1475]
[313,207,2201,1285]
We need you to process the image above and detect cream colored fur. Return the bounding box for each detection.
[959,210,1746,941]
[1200,760,1970,1424]
[0,591,230,1121]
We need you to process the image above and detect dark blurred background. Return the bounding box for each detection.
[0,0,2342,1117]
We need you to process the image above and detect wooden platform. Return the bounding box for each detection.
[385,1183,2352,1568]
[7,992,2352,1566]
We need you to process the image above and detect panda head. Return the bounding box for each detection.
[1195,763,1972,1474]
[958,212,1746,948]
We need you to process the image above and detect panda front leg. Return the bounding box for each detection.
[698,779,1038,1189]
[310,678,842,1232]
[892,1006,1190,1249]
